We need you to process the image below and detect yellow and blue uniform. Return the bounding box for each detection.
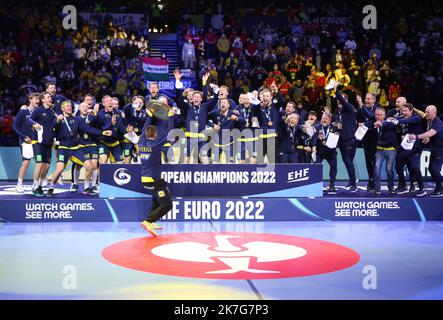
[13,107,34,160]
[95,109,125,163]
[122,103,148,158]
[27,105,57,164]
[54,115,104,165]
[139,115,174,223]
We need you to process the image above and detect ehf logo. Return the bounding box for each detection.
[287,168,310,183]
[113,168,131,186]
[102,232,360,279]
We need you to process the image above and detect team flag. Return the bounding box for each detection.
[142,57,169,81]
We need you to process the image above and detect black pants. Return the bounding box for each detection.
[316,150,337,185]
[142,179,173,223]
[362,134,377,182]
[395,148,424,189]
[339,138,357,185]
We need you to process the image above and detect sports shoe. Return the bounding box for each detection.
[409,183,417,193]
[373,189,381,195]
[91,185,99,193]
[70,183,79,192]
[395,186,408,194]
[15,185,24,193]
[366,180,375,192]
[325,184,337,193]
[32,186,45,197]
[41,179,48,187]
[82,187,97,196]
[430,190,443,197]
[416,189,427,197]
[141,221,158,237]
[46,188,54,197]
[57,177,64,186]
[388,188,396,195]
[349,185,358,193]
[152,223,163,230]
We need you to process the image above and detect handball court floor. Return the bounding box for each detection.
[1,220,443,300]
[1,181,443,300]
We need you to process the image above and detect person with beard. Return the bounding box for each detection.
[251,84,284,163]
[207,98,245,163]
[313,112,339,193]
[235,93,260,164]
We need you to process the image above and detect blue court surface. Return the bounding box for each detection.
[1,220,443,300]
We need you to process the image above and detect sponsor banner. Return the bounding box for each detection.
[79,12,145,28]
[2,198,442,223]
[142,57,169,81]
[99,164,323,198]
[0,199,113,223]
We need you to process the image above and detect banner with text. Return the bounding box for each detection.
[99,164,323,198]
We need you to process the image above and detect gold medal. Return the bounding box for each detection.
[337,123,343,129]
[268,121,273,126]
[134,127,139,133]
[83,133,89,139]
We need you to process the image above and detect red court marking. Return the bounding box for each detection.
[102,232,360,279]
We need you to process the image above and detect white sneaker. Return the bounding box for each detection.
[15,185,24,193]
[41,179,48,187]
[57,177,64,185]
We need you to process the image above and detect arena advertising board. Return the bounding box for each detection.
[99,164,323,198]
[1,197,441,223]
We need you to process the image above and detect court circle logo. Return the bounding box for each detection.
[102,232,360,279]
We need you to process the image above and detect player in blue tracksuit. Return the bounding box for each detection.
[409,105,443,197]
[144,82,177,108]
[13,93,40,193]
[75,102,102,194]
[139,108,176,237]
[122,96,147,163]
[278,113,303,163]
[46,101,111,196]
[356,93,379,191]
[207,97,245,163]
[313,112,339,193]
[389,103,426,196]
[95,95,125,163]
[235,94,260,164]
[26,92,57,196]
[251,86,285,163]
[46,82,70,114]
[369,108,398,195]
[179,87,219,163]
[333,86,358,193]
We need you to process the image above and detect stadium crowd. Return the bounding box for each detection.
[1,0,443,197]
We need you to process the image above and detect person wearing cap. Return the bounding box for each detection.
[46,101,112,196]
